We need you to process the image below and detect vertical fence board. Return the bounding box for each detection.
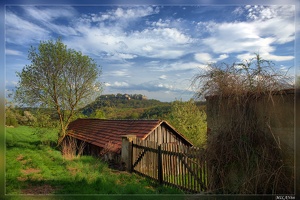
[131,139,207,193]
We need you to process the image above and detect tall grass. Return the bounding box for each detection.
[6,126,183,195]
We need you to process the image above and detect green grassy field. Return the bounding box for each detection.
[5,126,183,197]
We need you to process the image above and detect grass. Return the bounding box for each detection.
[5,126,183,196]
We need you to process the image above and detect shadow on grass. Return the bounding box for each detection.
[6,139,57,150]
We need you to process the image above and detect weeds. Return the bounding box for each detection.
[60,135,86,160]
[192,54,294,194]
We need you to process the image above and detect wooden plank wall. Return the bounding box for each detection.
[144,124,186,146]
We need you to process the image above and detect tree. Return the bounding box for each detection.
[15,38,102,144]
[167,99,207,147]
[90,109,106,119]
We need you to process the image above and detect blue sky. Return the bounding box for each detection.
[4,2,299,102]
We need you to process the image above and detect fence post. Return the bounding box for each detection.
[157,145,163,184]
[121,135,136,172]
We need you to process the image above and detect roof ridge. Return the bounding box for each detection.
[76,118,162,121]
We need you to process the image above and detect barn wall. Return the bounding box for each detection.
[206,90,294,180]
[254,92,294,173]
[144,124,189,146]
[206,90,295,192]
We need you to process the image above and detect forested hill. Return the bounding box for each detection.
[81,94,172,119]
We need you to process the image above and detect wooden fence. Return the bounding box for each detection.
[131,139,207,193]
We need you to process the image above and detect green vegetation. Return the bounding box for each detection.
[6,94,207,147]
[81,93,171,119]
[15,38,102,144]
[6,126,183,195]
[167,100,207,147]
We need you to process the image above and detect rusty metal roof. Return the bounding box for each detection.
[67,119,192,152]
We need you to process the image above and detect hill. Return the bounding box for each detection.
[81,93,172,119]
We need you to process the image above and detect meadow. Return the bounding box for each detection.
[5,126,183,198]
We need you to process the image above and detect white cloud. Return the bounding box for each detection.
[87,6,159,22]
[161,61,209,71]
[5,11,49,44]
[151,19,171,27]
[194,53,228,63]
[111,6,159,20]
[108,70,130,77]
[194,53,213,63]
[159,75,167,80]
[5,49,23,56]
[156,83,174,90]
[5,5,296,102]
[67,21,192,60]
[245,5,294,21]
[217,54,229,60]
[50,6,195,62]
[117,53,137,59]
[237,52,294,62]
[199,5,295,61]
[257,18,294,44]
[23,6,76,22]
[16,6,77,36]
[107,81,129,87]
[202,19,293,60]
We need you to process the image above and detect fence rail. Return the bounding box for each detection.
[131,139,207,193]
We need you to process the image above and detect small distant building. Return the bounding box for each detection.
[124,94,131,100]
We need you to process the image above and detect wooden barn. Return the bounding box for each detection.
[66,119,193,163]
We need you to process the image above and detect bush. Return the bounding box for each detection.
[5,109,19,127]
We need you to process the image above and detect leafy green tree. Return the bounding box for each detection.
[15,38,102,144]
[167,100,207,147]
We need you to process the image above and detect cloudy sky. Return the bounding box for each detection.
[5,2,299,102]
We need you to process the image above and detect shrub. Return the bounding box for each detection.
[192,54,293,194]
[60,136,86,160]
[6,110,19,127]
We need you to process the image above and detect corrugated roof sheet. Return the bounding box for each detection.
[67,119,190,152]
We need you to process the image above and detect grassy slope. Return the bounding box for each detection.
[5,126,183,196]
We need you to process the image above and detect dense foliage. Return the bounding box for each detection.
[167,100,207,147]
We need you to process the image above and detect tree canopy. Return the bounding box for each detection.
[15,38,102,143]
[167,100,207,147]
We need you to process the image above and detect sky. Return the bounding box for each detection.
[4,1,299,102]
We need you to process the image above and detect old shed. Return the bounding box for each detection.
[66,119,193,160]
